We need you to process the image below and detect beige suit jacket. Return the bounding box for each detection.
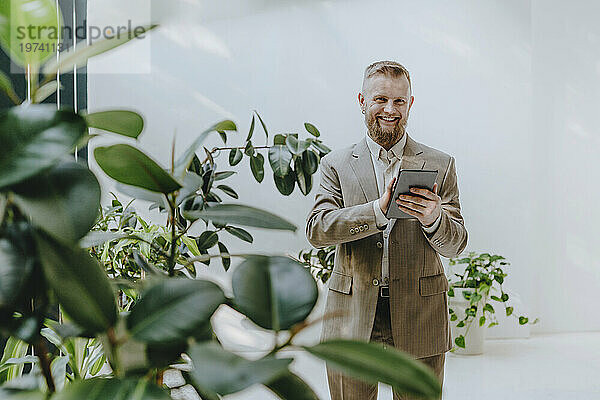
[306,133,468,359]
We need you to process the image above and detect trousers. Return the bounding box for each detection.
[326,294,446,400]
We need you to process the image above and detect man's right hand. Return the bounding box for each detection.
[378,177,397,214]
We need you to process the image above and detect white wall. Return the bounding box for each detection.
[87,0,600,334]
[530,0,600,332]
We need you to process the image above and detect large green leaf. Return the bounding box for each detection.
[187,342,291,396]
[286,136,310,155]
[232,256,318,331]
[225,226,253,243]
[309,139,331,155]
[214,170,236,181]
[274,171,295,196]
[294,157,312,195]
[0,389,45,400]
[32,81,60,104]
[228,148,243,166]
[174,120,236,178]
[127,279,225,344]
[217,242,231,270]
[85,110,144,138]
[51,377,170,400]
[0,236,34,309]
[304,340,441,399]
[43,25,157,77]
[216,184,238,199]
[50,355,68,391]
[246,115,255,141]
[184,204,296,232]
[35,233,117,333]
[175,172,203,205]
[0,337,28,384]
[254,110,269,138]
[11,162,100,243]
[273,134,286,145]
[268,145,292,178]
[146,340,187,368]
[303,122,320,138]
[79,231,127,248]
[250,153,265,183]
[0,70,19,104]
[115,183,168,207]
[265,371,320,400]
[0,0,62,67]
[244,141,255,157]
[0,105,87,189]
[94,144,182,194]
[301,150,319,174]
[195,231,219,250]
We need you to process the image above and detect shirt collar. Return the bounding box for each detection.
[365,132,407,163]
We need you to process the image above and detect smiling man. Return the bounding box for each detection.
[306,61,468,400]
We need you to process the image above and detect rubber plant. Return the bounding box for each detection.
[0,1,443,399]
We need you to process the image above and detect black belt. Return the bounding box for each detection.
[379,286,390,298]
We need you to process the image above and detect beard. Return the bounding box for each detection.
[366,113,407,150]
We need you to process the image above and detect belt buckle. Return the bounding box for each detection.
[380,286,390,298]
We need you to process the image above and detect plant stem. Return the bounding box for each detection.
[106,326,122,376]
[156,369,164,386]
[213,145,271,151]
[167,197,177,277]
[182,252,253,269]
[5,88,21,105]
[33,340,56,393]
[0,194,8,230]
[200,145,272,164]
[264,312,344,357]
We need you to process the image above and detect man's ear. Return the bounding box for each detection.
[409,95,415,111]
[358,92,365,108]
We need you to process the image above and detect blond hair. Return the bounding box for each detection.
[362,60,412,93]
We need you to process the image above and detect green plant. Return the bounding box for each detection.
[297,246,335,283]
[447,251,539,349]
[0,1,443,399]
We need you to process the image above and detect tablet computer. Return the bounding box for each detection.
[385,169,439,219]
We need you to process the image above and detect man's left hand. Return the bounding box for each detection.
[395,182,441,227]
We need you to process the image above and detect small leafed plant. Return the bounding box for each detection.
[448,251,539,349]
[0,1,443,399]
[297,246,335,284]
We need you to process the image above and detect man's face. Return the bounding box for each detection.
[358,74,414,150]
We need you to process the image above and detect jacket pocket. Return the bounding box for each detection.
[419,273,449,296]
[328,271,352,295]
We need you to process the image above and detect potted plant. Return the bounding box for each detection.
[448,251,539,355]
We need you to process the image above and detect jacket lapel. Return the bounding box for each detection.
[350,138,379,202]
[399,133,427,171]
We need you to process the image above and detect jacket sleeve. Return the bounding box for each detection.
[305,155,381,248]
[421,156,468,258]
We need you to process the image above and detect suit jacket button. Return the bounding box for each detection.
[372,278,379,286]
[376,241,383,248]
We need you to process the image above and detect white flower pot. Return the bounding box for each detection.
[449,288,485,355]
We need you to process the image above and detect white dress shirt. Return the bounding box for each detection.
[365,133,441,286]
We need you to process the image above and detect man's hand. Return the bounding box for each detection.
[394,183,442,227]
[378,177,397,214]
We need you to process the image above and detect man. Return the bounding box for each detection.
[306,61,468,400]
